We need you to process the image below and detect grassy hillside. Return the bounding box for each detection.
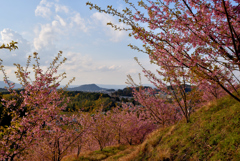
[64,94,240,161]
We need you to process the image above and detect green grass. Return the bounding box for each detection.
[72,94,240,160]
[72,145,128,161]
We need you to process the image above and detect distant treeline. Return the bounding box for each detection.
[111,86,157,97]
[63,91,115,112]
[0,85,192,114]
[63,90,142,112]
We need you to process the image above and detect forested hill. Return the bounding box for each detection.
[67,84,107,91]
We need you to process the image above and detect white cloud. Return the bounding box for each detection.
[91,12,128,42]
[126,68,138,74]
[61,51,93,72]
[34,1,89,52]
[55,15,66,27]
[1,28,22,43]
[60,51,121,73]
[35,5,52,18]
[0,28,31,66]
[70,13,88,32]
[97,65,121,72]
[51,20,59,27]
[35,0,54,19]
[40,0,53,8]
[35,1,88,33]
[34,24,57,50]
[55,4,69,13]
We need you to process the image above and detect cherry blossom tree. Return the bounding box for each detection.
[87,108,115,151]
[129,85,181,125]
[126,57,202,123]
[86,0,240,103]
[27,113,91,161]
[105,103,158,145]
[116,103,157,145]
[0,51,75,161]
[198,80,227,103]
[82,103,157,151]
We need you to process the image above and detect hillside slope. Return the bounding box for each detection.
[65,95,240,161]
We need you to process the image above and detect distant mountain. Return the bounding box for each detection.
[0,81,22,89]
[57,84,80,89]
[97,84,156,90]
[67,84,107,92]
[97,84,128,90]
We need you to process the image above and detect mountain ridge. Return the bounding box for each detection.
[67,83,107,91]
[0,81,22,89]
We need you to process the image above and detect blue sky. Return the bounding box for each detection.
[0,0,158,86]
